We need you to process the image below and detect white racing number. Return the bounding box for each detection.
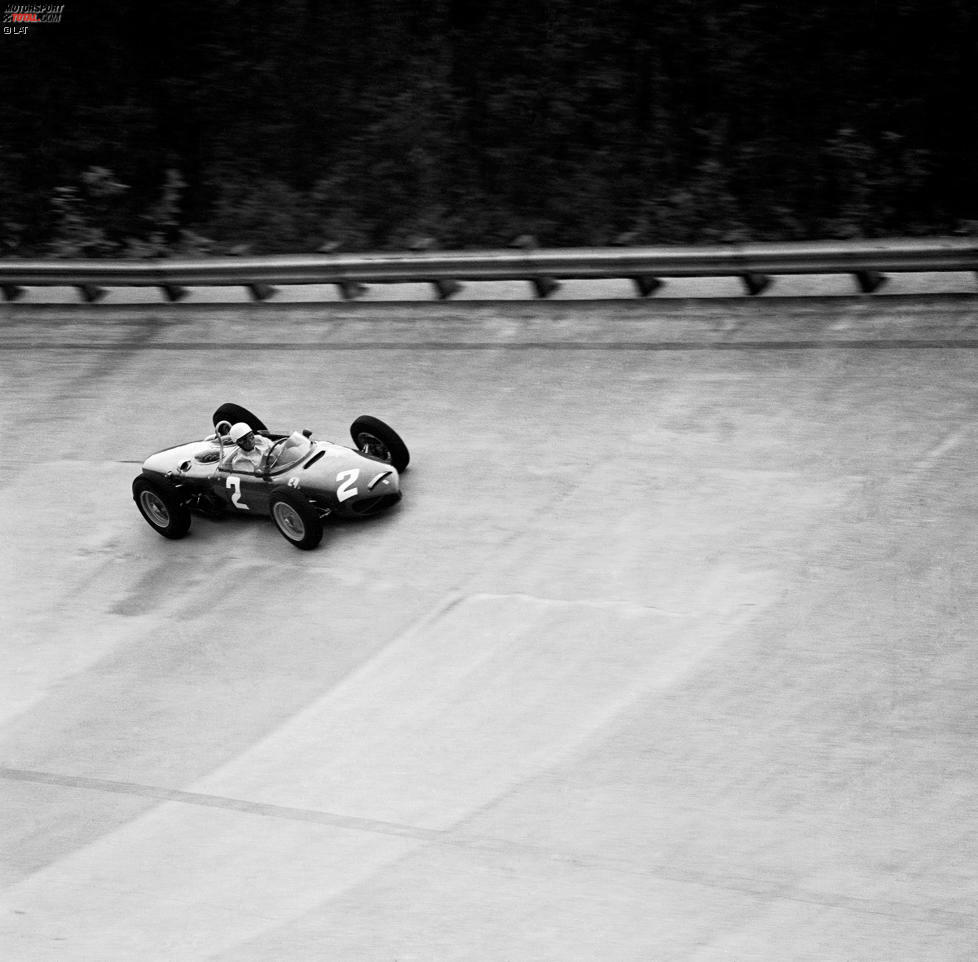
[226,475,249,510]
[336,468,360,503]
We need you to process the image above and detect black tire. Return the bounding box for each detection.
[132,475,192,540]
[350,415,410,472]
[212,403,267,433]
[269,487,324,550]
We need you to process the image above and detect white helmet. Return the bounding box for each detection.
[228,422,254,443]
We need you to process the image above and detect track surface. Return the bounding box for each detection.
[1,298,977,960]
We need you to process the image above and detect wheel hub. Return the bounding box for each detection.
[273,502,306,540]
[140,490,170,526]
[357,432,390,462]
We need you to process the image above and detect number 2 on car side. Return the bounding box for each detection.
[226,475,249,510]
[336,469,360,502]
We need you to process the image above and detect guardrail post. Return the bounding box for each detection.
[408,237,463,299]
[630,275,663,297]
[855,270,887,293]
[246,283,277,302]
[432,279,463,300]
[1,284,25,302]
[161,284,189,303]
[320,243,368,299]
[740,272,772,296]
[337,281,367,300]
[77,284,107,303]
[511,235,560,299]
[531,277,561,298]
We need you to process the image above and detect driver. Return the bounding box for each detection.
[222,421,272,471]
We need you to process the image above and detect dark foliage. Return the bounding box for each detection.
[2,0,977,255]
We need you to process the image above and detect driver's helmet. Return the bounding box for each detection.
[228,422,255,445]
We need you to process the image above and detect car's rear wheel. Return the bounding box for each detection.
[269,488,324,550]
[212,403,267,433]
[132,475,191,540]
[350,415,410,472]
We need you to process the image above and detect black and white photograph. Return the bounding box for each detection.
[1,1,976,958]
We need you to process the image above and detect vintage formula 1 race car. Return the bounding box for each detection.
[132,403,408,550]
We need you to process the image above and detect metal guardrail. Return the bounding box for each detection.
[1,238,977,302]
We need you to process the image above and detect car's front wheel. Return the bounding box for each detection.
[132,475,192,540]
[269,487,324,550]
[350,415,410,472]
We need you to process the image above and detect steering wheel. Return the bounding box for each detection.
[264,436,289,472]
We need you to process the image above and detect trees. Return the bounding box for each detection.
[1,0,975,254]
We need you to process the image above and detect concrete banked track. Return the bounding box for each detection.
[1,296,976,960]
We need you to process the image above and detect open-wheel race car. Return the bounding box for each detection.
[132,403,409,550]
